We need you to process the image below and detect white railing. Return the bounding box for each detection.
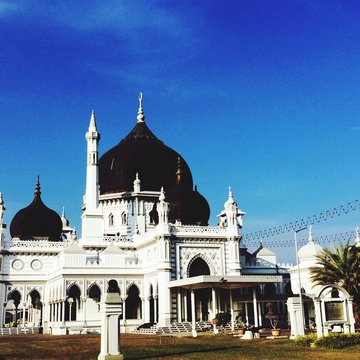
[170,225,226,235]
[4,240,70,250]
[103,236,134,243]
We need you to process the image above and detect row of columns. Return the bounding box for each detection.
[175,286,271,336]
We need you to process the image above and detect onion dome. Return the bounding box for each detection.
[99,93,193,194]
[10,178,63,241]
[167,158,210,225]
[298,226,323,262]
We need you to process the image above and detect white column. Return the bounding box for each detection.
[229,290,234,332]
[177,290,182,322]
[258,302,262,326]
[184,291,188,322]
[253,287,258,327]
[141,298,145,321]
[212,288,218,334]
[22,303,26,326]
[82,298,87,325]
[245,302,249,326]
[61,301,65,324]
[154,297,157,323]
[191,289,197,337]
[144,297,150,323]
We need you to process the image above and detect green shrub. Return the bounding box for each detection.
[314,333,360,349]
[214,312,231,327]
[294,334,317,347]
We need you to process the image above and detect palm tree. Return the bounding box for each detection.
[310,241,360,325]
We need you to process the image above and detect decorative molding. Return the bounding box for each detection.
[12,259,24,271]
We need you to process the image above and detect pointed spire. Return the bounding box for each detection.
[137,92,145,123]
[88,109,97,131]
[308,225,314,243]
[61,206,65,218]
[355,226,360,247]
[34,175,41,196]
[225,186,235,206]
[0,192,4,206]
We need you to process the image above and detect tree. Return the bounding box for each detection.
[310,241,360,326]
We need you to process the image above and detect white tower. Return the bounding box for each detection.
[81,110,103,245]
[85,110,100,211]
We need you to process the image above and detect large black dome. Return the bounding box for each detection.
[99,116,193,194]
[10,180,63,241]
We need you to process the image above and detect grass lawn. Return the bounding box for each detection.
[0,333,359,360]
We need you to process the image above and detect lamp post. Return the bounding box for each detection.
[294,227,307,334]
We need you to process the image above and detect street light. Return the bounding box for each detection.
[294,227,307,335]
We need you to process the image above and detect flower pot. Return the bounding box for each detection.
[271,329,281,336]
[238,328,245,335]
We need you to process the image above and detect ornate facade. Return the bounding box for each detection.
[0,95,290,334]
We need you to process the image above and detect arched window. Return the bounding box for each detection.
[188,257,210,277]
[7,290,21,324]
[88,284,101,303]
[125,285,141,319]
[109,214,114,227]
[66,284,81,321]
[121,212,127,225]
[107,279,120,295]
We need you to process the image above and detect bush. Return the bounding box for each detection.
[314,333,360,349]
[294,334,317,347]
[214,312,231,327]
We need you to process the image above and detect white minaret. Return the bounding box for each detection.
[85,109,100,211]
[81,110,103,245]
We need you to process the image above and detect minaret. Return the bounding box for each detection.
[81,110,103,245]
[85,109,100,211]
[0,192,6,245]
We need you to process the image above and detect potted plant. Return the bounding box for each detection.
[235,316,246,335]
[265,302,281,336]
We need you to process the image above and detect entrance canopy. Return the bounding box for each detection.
[168,275,282,290]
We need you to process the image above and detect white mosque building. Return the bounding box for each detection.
[0,95,340,335]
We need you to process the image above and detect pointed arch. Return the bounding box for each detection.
[88,283,101,303]
[109,213,114,227]
[121,212,127,225]
[125,284,141,319]
[187,254,213,277]
[65,284,81,321]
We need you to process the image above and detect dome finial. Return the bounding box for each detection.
[308,225,314,243]
[137,92,145,123]
[159,186,166,202]
[35,175,41,195]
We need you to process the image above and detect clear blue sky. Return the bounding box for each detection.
[1,0,360,262]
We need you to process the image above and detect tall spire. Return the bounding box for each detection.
[137,92,145,123]
[308,225,314,243]
[88,109,97,131]
[34,175,41,195]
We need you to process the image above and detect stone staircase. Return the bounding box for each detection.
[133,321,213,335]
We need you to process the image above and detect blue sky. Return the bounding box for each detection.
[1,0,360,262]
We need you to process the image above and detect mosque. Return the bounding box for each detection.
[0,94,338,335]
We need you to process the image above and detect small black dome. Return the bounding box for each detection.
[99,120,193,194]
[10,180,63,241]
